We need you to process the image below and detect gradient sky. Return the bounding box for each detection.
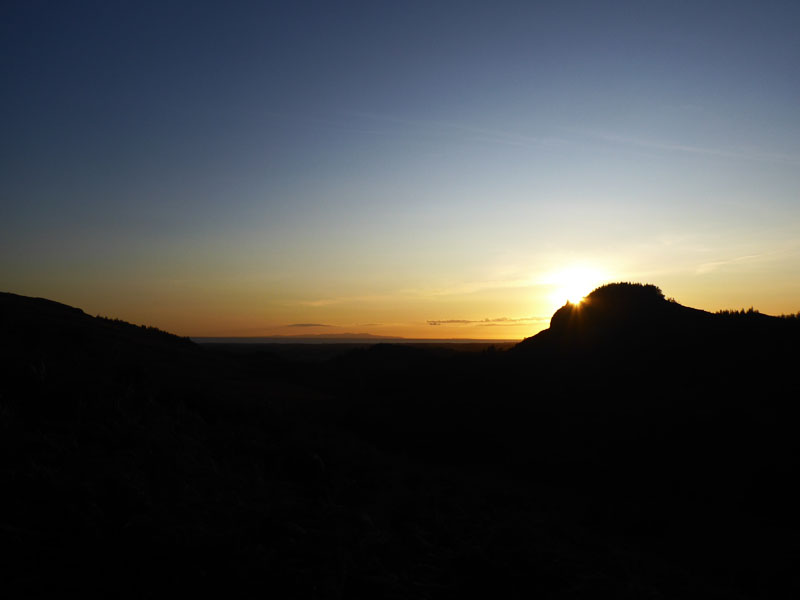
[3,1,800,339]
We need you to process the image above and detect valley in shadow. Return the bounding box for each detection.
[2,283,799,598]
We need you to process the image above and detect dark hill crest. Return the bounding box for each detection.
[541,282,703,343]
[0,291,200,384]
[584,281,665,302]
[549,282,672,333]
[515,281,797,359]
[0,291,192,346]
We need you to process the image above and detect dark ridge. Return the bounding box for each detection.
[0,290,194,353]
[0,291,206,393]
[3,288,800,598]
[514,281,795,360]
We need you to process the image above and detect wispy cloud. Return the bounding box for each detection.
[298,278,540,307]
[298,294,394,307]
[478,322,546,327]
[694,241,800,275]
[423,277,539,297]
[428,316,549,326]
[287,323,333,328]
[594,132,800,166]
[427,319,473,325]
[695,253,769,275]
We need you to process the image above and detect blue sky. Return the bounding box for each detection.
[2,1,799,337]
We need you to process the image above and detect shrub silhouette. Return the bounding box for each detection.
[716,307,760,316]
[584,281,665,302]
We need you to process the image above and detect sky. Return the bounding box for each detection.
[2,0,800,339]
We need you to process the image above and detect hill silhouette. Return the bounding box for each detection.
[512,282,798,403]
[2,286,800,598]
[517,281,794,353]
[1,291,202,383]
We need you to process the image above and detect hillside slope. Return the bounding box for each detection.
[2,288,800,598]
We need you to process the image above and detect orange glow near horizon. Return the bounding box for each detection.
[7,257,800,341]
[5,4,800,344]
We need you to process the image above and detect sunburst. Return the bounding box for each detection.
[546,266,607,307]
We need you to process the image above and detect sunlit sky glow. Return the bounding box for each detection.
[2,1,800,339]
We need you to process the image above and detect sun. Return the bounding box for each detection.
[547,266,607,307]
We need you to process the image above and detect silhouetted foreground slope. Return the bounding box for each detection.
[2,286,800,598]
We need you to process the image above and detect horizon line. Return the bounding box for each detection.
[191,336,523,344]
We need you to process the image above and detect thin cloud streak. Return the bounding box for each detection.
[428,316,549,326]
[424,278,539,297]
[594,132,800,166]
[695,243,800,275]
[696,253,770,275]
[298,278,541,307]
[297,294,396,307]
